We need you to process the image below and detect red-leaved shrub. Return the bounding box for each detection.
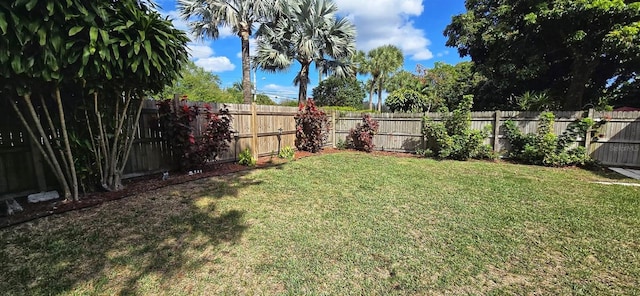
[295,99,330,153]
[347,114,379,152]
[157,99,233,169]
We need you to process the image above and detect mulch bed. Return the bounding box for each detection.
[2,148,397,228]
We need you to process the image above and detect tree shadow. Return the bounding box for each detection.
[0,170,264,295]
[589,112,640,168]
[401,137,423,153]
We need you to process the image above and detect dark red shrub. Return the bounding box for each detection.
[294,99,329,153]
[157,100,233,169]
[347,114,379,152]
[201,105,233,161]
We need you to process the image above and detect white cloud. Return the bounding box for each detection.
[188,44,214,59]
[335,0,433,61]
[195,57,236,72]
[261,84,299,102]
[159,9,238,73]
[436,50,450,58]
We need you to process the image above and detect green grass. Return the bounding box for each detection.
[1,152,639,295]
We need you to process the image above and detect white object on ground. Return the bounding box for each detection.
[5,199,24,215]
[27,191,60,203]
[609,167,640,180]
[592,181,640,187]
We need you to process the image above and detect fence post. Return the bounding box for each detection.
[331,110,336,148]
[250,102,258,159]
[493,110,501,153]
[584,108,595,156]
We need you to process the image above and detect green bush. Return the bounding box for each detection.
[422,95,490,160]
[335,138,348,150]
[238,148,256,166]
[278,146,295,160]
[503,112,595,167]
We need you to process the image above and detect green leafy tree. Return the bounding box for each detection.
[418,62,485,110]
[179,0,278,104]
[386,89,433,113]
[83,2,189,192]
[253,0,356,105]
[385,70,425,93]
[255,94,276,105]
[160,61,226,101]
[1,0,189,197]
[221,81,276,104]
[312,76,365,108]
[445,0,640,110]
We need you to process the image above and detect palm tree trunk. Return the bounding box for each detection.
[368,83,374,110]
[298,62,311,105]
[377,79,383,112]
[240,25,252,104]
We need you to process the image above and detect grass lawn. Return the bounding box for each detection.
[1,152,639,295]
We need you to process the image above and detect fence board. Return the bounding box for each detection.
[3,103,640,198]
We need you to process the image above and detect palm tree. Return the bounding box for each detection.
[179,0,279,104]
[366,45,404,112]
[253,0,356,104]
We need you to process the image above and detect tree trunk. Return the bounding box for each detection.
[11,94,72,200]
[93,92,111,190]
[564,57,599,110]
[368,81,375,110]
[240,24,252,104]
[54,88,79,201]
[377,78,384,112]
[298,61,311,105]
[118,98,145,178]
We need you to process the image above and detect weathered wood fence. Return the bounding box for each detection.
[0,100,308,199]
[123,100,304,178]
[1,101,639,198]
[334,110,640,167]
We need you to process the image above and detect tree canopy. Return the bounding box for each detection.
[312,76,365,108]
[253,0,356,104]
[179,0,278,104]
[1,0,189,198]
[385,89,433,113]
[358,45,404,111]
[418,62,485,110]
[445,0,640,109]
[160,61,225,101]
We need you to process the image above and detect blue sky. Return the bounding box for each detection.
[155,0,468,103]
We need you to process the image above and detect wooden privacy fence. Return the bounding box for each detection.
[333,110,640,167]
[0,100,308,199]
[1,102,639,199]
[123,100,304,178]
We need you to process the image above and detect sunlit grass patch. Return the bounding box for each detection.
[1,152,638,295]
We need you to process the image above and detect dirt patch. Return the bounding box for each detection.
[1,148,409,228]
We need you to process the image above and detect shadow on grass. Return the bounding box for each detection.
[584,164,640,181]
[0,169,263,295]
